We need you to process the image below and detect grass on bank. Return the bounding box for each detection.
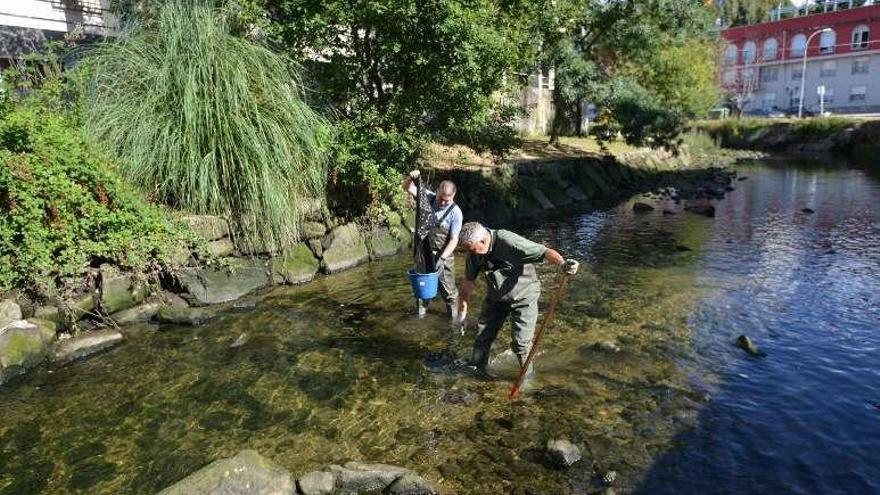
[694,116,858,140]
[82,1,330,255]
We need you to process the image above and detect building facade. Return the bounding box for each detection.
[720,3,880,114]
[0,0,114,65]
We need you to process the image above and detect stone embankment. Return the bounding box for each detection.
[0,147,735,386]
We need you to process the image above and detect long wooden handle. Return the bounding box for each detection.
[509,272,572,400]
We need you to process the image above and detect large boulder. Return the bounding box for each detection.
[271,243,320,285]
[297,471,335,495]
[385,472,436,495]
[182,215,230,241]
[321,223,370,274]
[367,228,403,260]
[100,264,149,314]
[178,258,270,305]
[0,300,22,328]
[51,329,123,366]
[156,450,294,495]
[329,462,410,493]
[0,319,56,385]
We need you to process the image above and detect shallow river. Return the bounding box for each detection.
[0,158,878,494]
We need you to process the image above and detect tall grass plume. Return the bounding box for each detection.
[82,1,330,253]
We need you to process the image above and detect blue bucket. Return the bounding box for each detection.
[408,268,439,300]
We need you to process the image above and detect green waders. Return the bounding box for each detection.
[467,230,545,374]
[423,222,458,317]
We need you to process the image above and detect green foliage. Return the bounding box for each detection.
[717,0,791,27]
[328,111,423,220]
[81,1,330,254]
[533,0,715,148]
[604,78,686,148]
[0,104,198,294]
[625,38,721,120]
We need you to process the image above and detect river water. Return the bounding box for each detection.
[0,158,877,494]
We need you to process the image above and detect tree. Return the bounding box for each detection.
[530,0,716,147]
[716,0,792,27]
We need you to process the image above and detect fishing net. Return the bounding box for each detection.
[413,178,436,274]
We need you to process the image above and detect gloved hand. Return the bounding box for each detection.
[562,258,579,275]
[434,256,446,272]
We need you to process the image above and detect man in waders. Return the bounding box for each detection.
[403,170,463,318]
[457,221,578,380]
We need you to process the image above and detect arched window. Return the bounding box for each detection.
[724,44,738,64]
[820,29,835,54]
[852,25,869,50]
[763,38,778,60]
[791,33,806,57]
[743,41,757,63]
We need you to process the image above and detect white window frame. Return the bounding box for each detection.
[791,34,806,57]
[819,29,836,54]
[760,66,779,82]
[849,85,867,102]
[820,60,836,78]
[724,44,738,65]
[851,25,869,50]
[763,38,778,61]
[743,41,757,64]
[852,57,869,75]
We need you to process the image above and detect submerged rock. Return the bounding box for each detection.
[633,202,654,213]
[736,335,767,357]
[802,208,815,214]
[229,333,248,348]
[51,329,122,366]
[591,341,621,353]
[547,439,582,467]
[602,470,618,486]
[156,450,294,495]
[441,389,477,406]
[662,209,676,215]
[684,204,716,217]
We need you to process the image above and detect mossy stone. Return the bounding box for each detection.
[271,243,319,284]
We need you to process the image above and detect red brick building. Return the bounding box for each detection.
[720,3,880,114]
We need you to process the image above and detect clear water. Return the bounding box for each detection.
[0,158,877,494]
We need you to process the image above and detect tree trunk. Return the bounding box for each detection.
[575,98,583,137]
[549,86,563,146]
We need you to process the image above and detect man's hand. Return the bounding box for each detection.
[409,170,421,180]
[434,256,446,272]
[562,259,579,275]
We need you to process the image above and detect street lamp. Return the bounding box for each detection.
[798,28,833,119]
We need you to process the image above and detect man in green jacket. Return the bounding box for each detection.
[457,221,578,379]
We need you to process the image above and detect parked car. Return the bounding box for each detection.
[743,107,786,118]
[782,106,816,118]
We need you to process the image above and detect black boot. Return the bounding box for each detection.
[472,346,496,381]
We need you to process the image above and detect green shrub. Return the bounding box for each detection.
[0,105,198,294]
[81,1,330,254]
[329,111,424,221]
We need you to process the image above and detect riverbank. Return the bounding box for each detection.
[695,117,880,154]
[0,143,742,387]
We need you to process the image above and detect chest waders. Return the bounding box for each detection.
[415,198,459,317]
[471,232,543,377]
